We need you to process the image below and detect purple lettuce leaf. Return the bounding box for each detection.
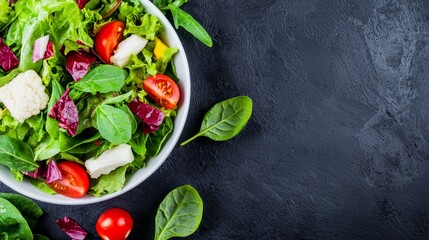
[45,159,62,183]
[75,0,89,9]
[128,99,165,134]
[56,217,88,240]
[0,38,19,71]
[66,50,96,82]
[48,89,79,136]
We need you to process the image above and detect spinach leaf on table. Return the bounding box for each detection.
[0,193,43,230]
[168,4,212,47]
[181,96,253,146]
[0,197,33,240]
[96,105,132,145]
[0,135,38,171]
[72,65,128,94]
[154,185,203,240]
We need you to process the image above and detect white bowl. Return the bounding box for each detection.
[0,0,191,205]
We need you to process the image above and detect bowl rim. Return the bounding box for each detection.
[0,0,191,205]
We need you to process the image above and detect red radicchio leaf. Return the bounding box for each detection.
[75,0,89,9]
[48,88,79,136]
[22,164,45,179]
[44,41,55,59]
[45,159,62,183]
[66,50,96,82]
[56,217,88,240]
[0,38,19,71]
[32,35,54,63]
[128,99,165,134]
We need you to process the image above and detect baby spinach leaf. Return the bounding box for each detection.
[168,4,212,47]
[0,193,43,230]
[180,96,252,146]
[154,185,203,240]
[118,104,138,134]
[0,135,38,171]
[96,105,132,145]
[130,132,149,157]
[72,65,128,94]
[59,132,101,152]
[34,136,60,160]
[103,90,134,105]
[146,117,173,157]
[0,197,33,240]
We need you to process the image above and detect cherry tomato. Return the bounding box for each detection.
[96,208,134,240]
[48,162,89,198]
[143,74,180,109]
[95,21,124,63]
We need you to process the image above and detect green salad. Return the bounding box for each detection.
[0,0,181,198]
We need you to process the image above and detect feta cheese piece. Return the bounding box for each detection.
[0,70,49,122]
[110,34,148,68]
[85,144,134,179]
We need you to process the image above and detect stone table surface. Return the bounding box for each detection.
[2,0,429,239]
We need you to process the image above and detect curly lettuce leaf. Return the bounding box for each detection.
[124,14,163,40]
[124,53,157,85]
[118,0,144,22]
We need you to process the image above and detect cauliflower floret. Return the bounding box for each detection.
[0,70,49,122]
[85,144,135,179]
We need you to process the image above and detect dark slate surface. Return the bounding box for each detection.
[2,0,429,239]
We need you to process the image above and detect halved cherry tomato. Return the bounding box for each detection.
[143,74,180,109]
[48,162,89,198]
[95,21,124,63]
[96,208,134,240]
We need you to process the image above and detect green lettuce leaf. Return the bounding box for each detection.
[118,0,144,23]
[124,53,157,85]
[0,0,15,33]
[89,165,128,197]
[156,47,178,74]
[124,13,163,40]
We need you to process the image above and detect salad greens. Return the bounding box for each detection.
[0,0,180,198]
[181,96,253,146]
[0,192,47,239]
[155,185,203,240]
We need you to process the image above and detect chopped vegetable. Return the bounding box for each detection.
[85,144,134,178]
[45,159,62,184]
[95,21,125,63]
[0,70,49,122]
[66,50,97,82]
[128,98,165,134]
[111,34,148,68]
[154,38,169,60]
[48,162,89,198]
[0,38,19,71]
[56,216,88,240]
[143,74,180,109]
[48,88,79,137]
[32,35,50,63]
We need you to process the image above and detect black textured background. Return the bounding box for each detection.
[2,0,429,239]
